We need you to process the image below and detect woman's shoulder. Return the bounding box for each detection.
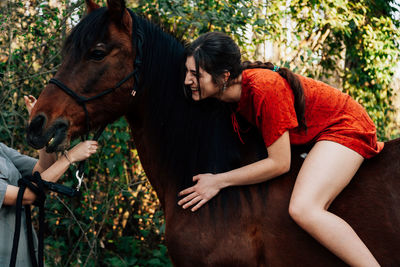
[242,68,286,89]
[242,68,291,99]
[0,142,13,154]
[0,143,7,153]
[243,68,276,81]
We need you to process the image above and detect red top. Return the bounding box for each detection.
[237,68,384,159]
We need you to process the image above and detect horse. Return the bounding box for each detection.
[27,0,400,266]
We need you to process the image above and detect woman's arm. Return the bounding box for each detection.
[33,149,57,173]
[4,154,70,206]
[178,131,291,211]
[2,141,98,206]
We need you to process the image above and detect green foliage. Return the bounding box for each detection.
[130,0,268,52]
[342,3,400,139]
[255,0,400,140]
[1,0,399,266]
[0,0,83,147]
[41,118,168,266]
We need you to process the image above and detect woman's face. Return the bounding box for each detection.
[184,56,220,101]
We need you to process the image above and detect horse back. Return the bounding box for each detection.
[331,138,400,264]
[165,139,400,266]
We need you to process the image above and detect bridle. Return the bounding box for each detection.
[49,70,137,137]
[48,9,143,191]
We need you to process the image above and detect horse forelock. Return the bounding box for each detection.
[62,7,110,64]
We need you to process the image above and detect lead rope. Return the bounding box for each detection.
[10,172,79,267]
[10,122,106,267]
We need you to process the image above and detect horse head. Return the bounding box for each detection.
[27,0,136,152]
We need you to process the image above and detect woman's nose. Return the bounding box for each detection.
[184,75,193,85]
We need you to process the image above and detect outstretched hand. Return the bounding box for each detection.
[24,95,37,115]
[178,173,223,212]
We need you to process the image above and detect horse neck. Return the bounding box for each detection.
[123,15,265,213]
[125,17,186,207]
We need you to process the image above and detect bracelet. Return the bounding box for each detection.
[63,151,76,167]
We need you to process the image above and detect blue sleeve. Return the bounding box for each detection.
[0,143,37,178]
[0,179,7,209]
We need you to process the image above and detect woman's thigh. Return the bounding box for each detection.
[290,140,364,210]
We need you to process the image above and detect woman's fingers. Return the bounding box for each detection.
[27,95,36,103]
[24,95,37,115]
[182,195,202,209]
[69,141,99,162]
[178,186,195,197]
[178,191,211,211]
[177,190,196,205]
[178,173,220,211]
[86,141,98,156]
[86,141,98,153]
[191,199,208,212]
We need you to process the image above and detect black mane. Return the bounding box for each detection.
[125,10,269,212]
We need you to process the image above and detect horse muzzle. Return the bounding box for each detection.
[27,114,70,152]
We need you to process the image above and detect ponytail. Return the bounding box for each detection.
[241,61,307,130]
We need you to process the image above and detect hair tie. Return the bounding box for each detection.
[273,66,280,72]
[222,82,227,92]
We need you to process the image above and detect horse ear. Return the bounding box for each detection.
[106,0,132,32]
[106,0,125,20]
[85,0,100,13]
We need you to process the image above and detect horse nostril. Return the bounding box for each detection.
[29,114,46,133]
[27,116,70,151]
[26,114,47,149]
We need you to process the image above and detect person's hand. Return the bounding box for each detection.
[178,173,222,212]
[24,95,37,115]
[67,140,98,163]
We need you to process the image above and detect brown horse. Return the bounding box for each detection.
[27,0,400,266]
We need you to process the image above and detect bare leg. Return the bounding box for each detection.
[289,141,380,267]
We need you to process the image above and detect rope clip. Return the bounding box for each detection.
[75,170,84,191]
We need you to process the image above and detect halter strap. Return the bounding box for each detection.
[49,68,137,135]
[49,70,137,104]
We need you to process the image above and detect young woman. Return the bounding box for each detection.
[178,32,383,266]
[0,95,98,266]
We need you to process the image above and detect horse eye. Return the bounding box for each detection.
[89,49,106,61]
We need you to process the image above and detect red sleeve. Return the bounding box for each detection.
[238,69,299,148]
[253,77,298,147]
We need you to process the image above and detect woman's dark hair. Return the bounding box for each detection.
[185,32,307,130]
[185,32,242,88]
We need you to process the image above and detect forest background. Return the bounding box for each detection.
[1,0,399,266]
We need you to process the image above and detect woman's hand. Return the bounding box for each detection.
[178,173,223,212]
[67,140,99,163]
[24,95,37,115]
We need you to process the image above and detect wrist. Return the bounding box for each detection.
[216,173,230,189]
[63,151,76,167]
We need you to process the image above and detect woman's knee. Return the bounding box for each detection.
[288,198,322,227]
